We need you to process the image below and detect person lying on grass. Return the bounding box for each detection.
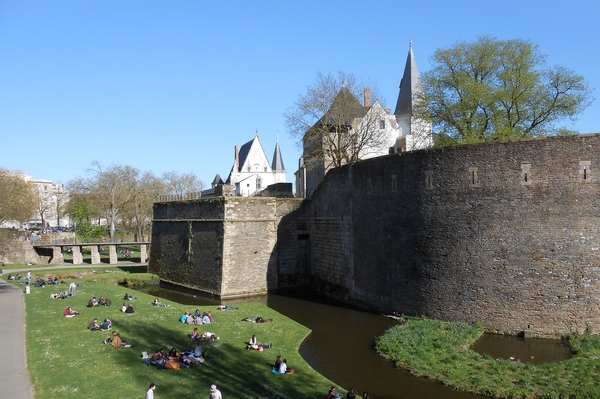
[202,331,219,341]
[153,297,167,307]
[123,293,136,300]
[63,307,79,317]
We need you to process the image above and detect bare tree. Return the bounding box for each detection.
[122,171,165,241]
[87,162,136,241]
[284,71,392,170]
[162,171,204,198]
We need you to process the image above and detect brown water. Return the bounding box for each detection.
[139,285,568,399]
[471,333,572,365]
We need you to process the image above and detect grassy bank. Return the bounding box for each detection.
[375,317,600,398]
[4,268,342,399]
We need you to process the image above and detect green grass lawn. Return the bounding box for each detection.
[376,317,600,399]
[4,269,342,399]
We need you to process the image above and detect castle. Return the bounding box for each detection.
[205,133,287,198]
[149,47,600,338]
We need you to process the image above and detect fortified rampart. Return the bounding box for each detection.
[303,134,600,337]
[150,134,600,337]
[149,197,303,298]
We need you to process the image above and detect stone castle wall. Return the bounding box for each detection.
[303,134,600,337]
[150,197,303,298]
[150,134,600,336]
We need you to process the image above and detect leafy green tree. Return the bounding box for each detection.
[419,37,593,144]
[68,198,105,242]
[0,169,36,226]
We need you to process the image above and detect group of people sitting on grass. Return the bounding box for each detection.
[6,273,23,280]
[328,387,369,399]
[180,310,213,325]
[123,293,136,301]
[147,345,205,370]
[88,318,112,331]
[121,303,135,313]
[87,296,112,307]
[245,334,273,351]
[44,276,61,285]
[274,355,294,374]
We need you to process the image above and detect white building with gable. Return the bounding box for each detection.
[211,133,286,197]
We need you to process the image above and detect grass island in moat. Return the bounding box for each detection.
[376,317,600,399]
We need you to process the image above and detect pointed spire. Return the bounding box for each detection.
[394,41,422,117]
[272,138,285,172]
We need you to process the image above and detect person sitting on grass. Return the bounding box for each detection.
[125,303,135,313]
[274,355,282,370]
[88,318,100,331]
[63,307,79,317]
[186,312,195,325]
[191,327,201,342]
[87,297,98,307]
[202,312,211,324]
[110,332,123,350]
[123,293,135,300]
[98,296,111,306]
[100,318,112,330]
[279,358,292,374]
[53,277,59,285]
[246,335,272,350]
[150,348,166,366]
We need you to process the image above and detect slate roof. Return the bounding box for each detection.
[394,44,422,117]
[271,140,285,172]
[316,86,368,127]
[212,174,224,186]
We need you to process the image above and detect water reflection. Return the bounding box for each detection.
[140,285,483,399]
[471,333,572,365]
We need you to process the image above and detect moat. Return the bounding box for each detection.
[139,285,571,399]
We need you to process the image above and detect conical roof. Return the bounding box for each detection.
[394,43,422,117]
[271,140,285,172]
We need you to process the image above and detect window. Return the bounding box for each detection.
[256,178,262,190]
[469,167,479,188]
[580,161,591,183]
[379,120,385,129]
[425,171,433,190]
[367,178,372,194]
[391,175,398,192]
[521,163,532,185]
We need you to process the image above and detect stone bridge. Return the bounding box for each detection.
[33,242,150,265]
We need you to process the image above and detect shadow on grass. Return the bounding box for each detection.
[93,312,327,398]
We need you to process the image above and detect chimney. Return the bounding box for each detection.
[234,145,239,171]
[364,88,370,107]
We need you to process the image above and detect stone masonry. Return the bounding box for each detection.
[150,134,600,337]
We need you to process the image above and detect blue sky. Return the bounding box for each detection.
[1,0,599,187]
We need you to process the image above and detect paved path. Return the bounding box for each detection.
[0,279,34,399]
[0,263,147,398]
